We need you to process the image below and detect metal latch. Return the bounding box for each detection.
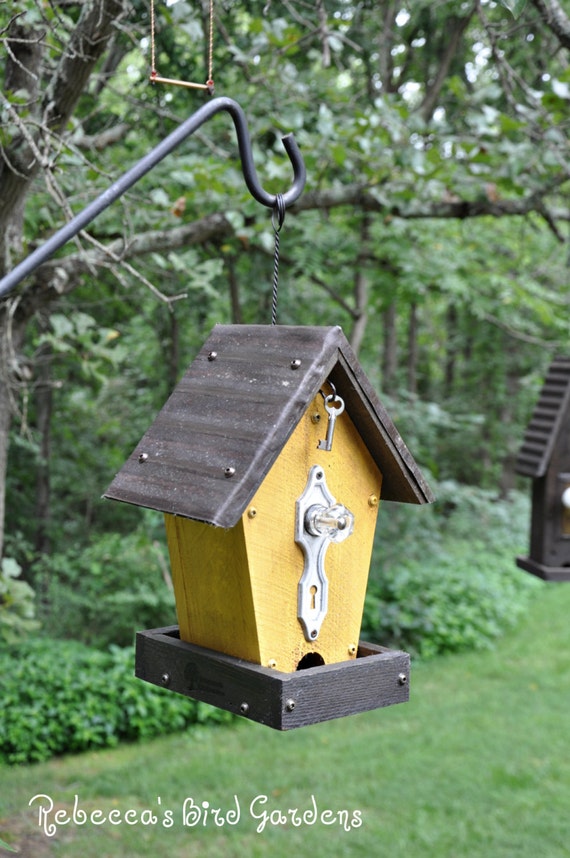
[295,465,354,642]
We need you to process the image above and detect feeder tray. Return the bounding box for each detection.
[136,626,410,731]
[515,556,570,582]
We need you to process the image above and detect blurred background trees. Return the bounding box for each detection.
[1,0,568,646]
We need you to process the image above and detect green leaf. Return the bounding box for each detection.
[1,558,21,580]
[498,0,527,16]
[49,313,74,339]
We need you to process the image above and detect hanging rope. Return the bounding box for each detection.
[207,0,214,88]
[271,194,286,326]
[150,0,215,94]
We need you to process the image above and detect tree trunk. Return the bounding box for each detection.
[445,304,458,396]
[349,215,371,356]
[0,381,10,563]
[419,11,475,122]
[226,256,243,324]
[0,0,128,558]
[382,302,397,393]
[34,340,53,557]
[0,311,26,561]
[377,1,398,94]
[530,0,570,50]
[407,302,418,395]
[499,371,520,499]
[0,0,127,276]
[166,309,180,394]
[1,19,43,276]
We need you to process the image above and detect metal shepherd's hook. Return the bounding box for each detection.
[0,97,306,299]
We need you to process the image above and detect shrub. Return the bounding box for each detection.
[0,638,234,765]
[362,486,540,658]
[36,526,176,648]
[0,558,39,644]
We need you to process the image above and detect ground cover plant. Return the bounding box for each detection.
[1,580,568,857]
[363,484,539,657]
[0,640,232,765]
[0,487,538,766]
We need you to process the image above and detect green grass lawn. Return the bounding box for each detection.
[2,579,569,858]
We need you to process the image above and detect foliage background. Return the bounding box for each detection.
[0,0,568,761]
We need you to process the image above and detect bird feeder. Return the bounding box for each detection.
[0,93,433,728]
[515,356,570,582]
[106,324,434,729]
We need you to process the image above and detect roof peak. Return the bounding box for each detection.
[105,324,433,526]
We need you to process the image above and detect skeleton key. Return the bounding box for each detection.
[318,394,345,452]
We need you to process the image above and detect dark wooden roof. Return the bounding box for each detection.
[105,325,434,527]
[515,356,570,478]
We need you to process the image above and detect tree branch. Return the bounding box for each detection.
[14,212,234,320]
[419,8,476,122]
[292,180,570,225]
[10,174,569,322]
[75,123,130,151]
[529,0,570,50]
[0,0,127,273]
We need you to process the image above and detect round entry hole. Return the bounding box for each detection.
[296,652,325,671]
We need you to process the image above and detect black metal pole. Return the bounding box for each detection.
[0,96,306,299]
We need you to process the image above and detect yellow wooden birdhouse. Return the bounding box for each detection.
[105,324,433,729]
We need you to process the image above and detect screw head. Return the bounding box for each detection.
[161,672,171,687]
[290,358,302,370]
[224,466,236,478]
[240,702,249,715]
[310,630,318,639]
[207,351,218,361]
[398,672,408,685]
[348,644,357,657]
[285,699,296,712]
[138,452,149,464]
[268,659,277,669]
[368,494,379,507]
[247,507,257,519]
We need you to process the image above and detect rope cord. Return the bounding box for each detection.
[150,0,156,74]
[271,194,286,326]
[207,0,214,85]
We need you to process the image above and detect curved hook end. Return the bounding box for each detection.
[280,133,306,208]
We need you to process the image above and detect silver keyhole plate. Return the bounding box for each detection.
[295,465,354,642]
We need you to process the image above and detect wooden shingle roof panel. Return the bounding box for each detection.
[330,348,433,505]
[105,324,434,526]
[515,357,570,477]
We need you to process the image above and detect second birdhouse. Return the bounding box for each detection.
[515,356,570,581]
[106,324,434,727]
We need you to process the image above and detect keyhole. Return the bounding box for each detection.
[310,585,317,611]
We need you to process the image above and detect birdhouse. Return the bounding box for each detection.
[515,356,570,582]
[106,324,434,728]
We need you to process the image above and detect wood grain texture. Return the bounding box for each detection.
[515,356,570,478]
[243,392,382,671]
[105,325,433,527]
[165,394,382,672]
[515,355,570,574]
[136,626,410,730]
[165,514,261,663]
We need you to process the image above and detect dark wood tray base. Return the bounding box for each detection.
[516,556,570,582]
[136,626,410,730]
